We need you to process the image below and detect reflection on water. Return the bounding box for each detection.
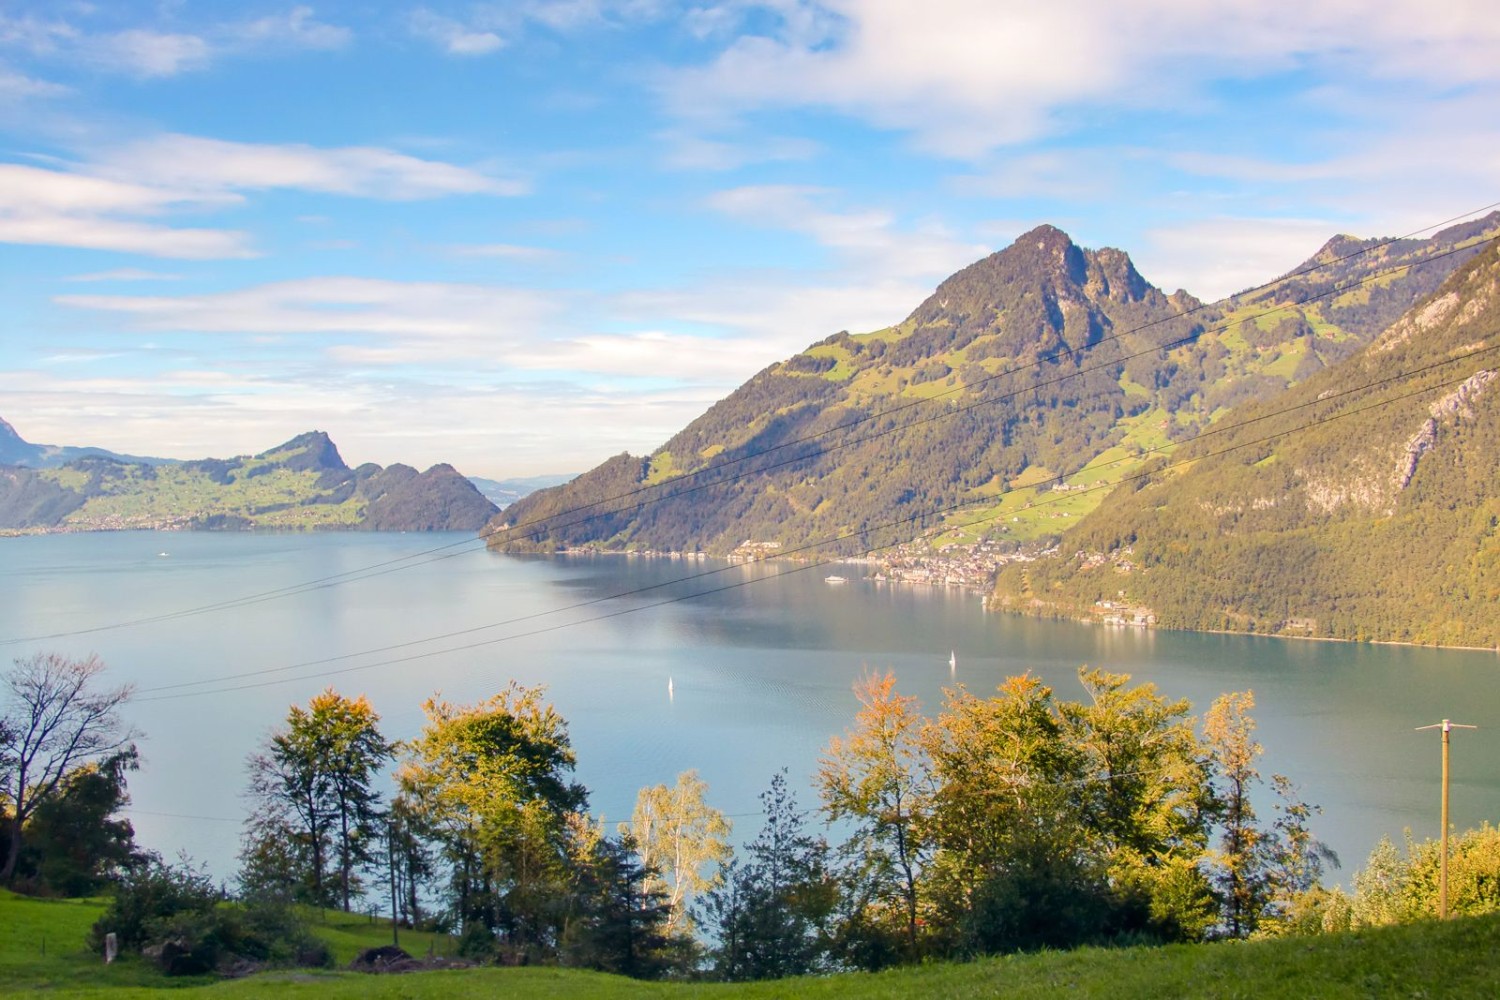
[2,533,1497,883]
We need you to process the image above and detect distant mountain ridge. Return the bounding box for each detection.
[492,213,1500,564]
[0,416,169,468]
[468,474,577,509]
[0,428,497,533]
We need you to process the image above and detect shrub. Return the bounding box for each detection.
[90,854,329,975]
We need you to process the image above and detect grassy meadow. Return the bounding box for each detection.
[5,888,1498,999]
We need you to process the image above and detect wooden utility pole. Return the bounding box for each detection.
[1415,719,1477,919]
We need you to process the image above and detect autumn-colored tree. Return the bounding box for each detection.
[243,688,392,910]
[1058,668,1216,940]
[1202,690,1335,937]
[1203,690,1263,937]
[817,672,932,962]
[922,672,1087,951]
[396,682,587,958]
[625,769,731,937]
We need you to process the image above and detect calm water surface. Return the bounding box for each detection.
[2,531,1497,884]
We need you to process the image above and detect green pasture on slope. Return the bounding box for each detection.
[4,888,1499,999]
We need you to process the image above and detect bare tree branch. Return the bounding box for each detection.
[2,652,139,882]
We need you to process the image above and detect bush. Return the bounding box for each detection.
[90,854,329,975]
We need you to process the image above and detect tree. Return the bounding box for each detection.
[560,832,675,978]
[1202,690,1335,937]
[817,672,932,963]
[242,688,393,911]
[1203,690,1263,937]
[624,769,731,938]
[699,771,835,981]
[308,691,392,911]
[1,653,139,884]
[387,792,437,928]
[395,682,588,960]
[1057,668,1216,940]
[15,747,140,896]
[921,673,1088,952]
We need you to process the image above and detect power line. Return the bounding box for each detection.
[132,341,1500,703]
[131,339,1498,698]
[9,206,1497,647]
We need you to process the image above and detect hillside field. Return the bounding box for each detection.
[5,889,1498,998]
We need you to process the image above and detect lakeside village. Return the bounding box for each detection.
[720,536,1160,629]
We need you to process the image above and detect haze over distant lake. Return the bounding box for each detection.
[3,532,1497,885]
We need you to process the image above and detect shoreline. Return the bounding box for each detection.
[529,546,1500,655]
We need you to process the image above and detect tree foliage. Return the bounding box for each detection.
[13,747,140,896]
[699,771,836,980]
[817,672,932,963]
[240,688,392,911]
[395,682,587,961]
[624,769,731,938]
[1,652,139,885]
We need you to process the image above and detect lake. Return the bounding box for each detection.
[2,531,1497,887]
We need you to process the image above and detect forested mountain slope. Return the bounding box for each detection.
[492,214,1500,559]
[0,431,497,532]
[992,241,1500,647]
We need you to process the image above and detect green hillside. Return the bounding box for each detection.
[492,214,1500,560]
[0,431,497,533]
[5,889,1499,998]
[992,240,1500,647]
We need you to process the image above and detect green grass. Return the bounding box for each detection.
[4,889,1500,998]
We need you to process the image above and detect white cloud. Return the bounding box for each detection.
[705,183,989,279]
[0,7,353,78]
[97,134,525,199]
[236,7,351,51]
[0,134,525,257]
[448,242,562,260]
[657,129,820,170]
[0,215,253,257]
[0,162,253,258]
[951,150,1126,201]
[0,64,69,99]
[1136,217,1340,300]
[663,0,1500,158]
[509,330,778,381]
[0,162,236,215]
[90,29,211,77]
[409,9,505,56]
[57,276,558,345]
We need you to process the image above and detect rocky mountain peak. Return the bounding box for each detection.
[260,431,348,473]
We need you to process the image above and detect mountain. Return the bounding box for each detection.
[0,430,497,533]
[990,239,1500,647]
[492,214,1500,561]
[468,474,577,509]
[0,415,168,468]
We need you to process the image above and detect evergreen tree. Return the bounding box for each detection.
[700,771,835,981]
[561,833,675,978]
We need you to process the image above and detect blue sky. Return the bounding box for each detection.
[2,1,1497,477]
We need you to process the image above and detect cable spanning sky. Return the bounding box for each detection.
[2,1,1498,477]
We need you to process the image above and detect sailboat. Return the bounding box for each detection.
[668,676,675,702]
[949,650,957,673]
